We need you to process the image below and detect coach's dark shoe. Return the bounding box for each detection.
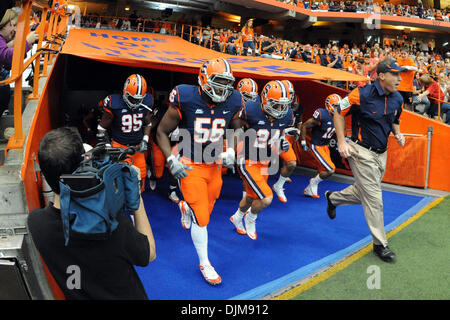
[325,191,336,220]
[373,244,396,263]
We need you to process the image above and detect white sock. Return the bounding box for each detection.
[234,208,246,219]
[242,191,246,198]
[311,174,323,185]
[247,209,258,221]
[275,175,289,187]
[190,223,209,266]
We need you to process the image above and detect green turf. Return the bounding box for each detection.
[291,196,450,300]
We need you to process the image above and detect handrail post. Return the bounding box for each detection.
[189,25,192,42]
[30,7,49,100]
[6,0,33,150]
[425,126,433,189]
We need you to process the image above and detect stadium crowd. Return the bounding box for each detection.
[78,10,450,123]
[277,0,450,21]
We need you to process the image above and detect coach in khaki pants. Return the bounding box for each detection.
[325,58,406,263]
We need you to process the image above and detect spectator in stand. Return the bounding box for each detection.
[129,10,138,29]
[226,31,238,55]
[241,19,255,56]
[418,74,450,121]
[412,71,430,114]
[397,47,418,110]
[0,9,38,121]
[301,43,313,63]
[352,57,370,88]
[368,48,381,81]
[260,35,278,59]
[320,47,331,66]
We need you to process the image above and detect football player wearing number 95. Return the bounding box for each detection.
[301,94,341,199]
[156,58,243,286]
[97,74,154,192]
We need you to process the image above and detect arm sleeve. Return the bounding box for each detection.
[338,88,360,116]
[168,86,182,120]
[119,212,150,267]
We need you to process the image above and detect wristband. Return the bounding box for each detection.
[143,135,149,143]
[167,155,175,162]
[97,124,107,132]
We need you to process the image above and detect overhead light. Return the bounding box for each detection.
[125,7,130,11]
[444,42,449,46]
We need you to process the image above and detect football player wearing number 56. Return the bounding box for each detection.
[156,58,243,286]
[301,94,341,199]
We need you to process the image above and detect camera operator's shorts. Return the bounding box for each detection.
[178,157,223,227]
[112,140,147,183]
[280,137,297,163]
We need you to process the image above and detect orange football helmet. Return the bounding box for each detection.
[123,74,147,109]
[261,80,290,119]
[237,78,258,102]
[198,58,235,103]
[325,93,341,115]
[281,80,294,103]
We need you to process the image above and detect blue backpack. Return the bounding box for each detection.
[59,157,140,246]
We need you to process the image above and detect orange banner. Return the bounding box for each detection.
[60,28,368,82]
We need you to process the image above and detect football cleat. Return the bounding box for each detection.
[178,200,192,230]
[273,183,287,203]
[148,177,156,191]
[199,263,222,285]
[230,212,247,235]
[304,180,320,199]
[168,190,180,204]
[244,212,257,240]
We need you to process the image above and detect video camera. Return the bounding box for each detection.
[58,140,141,246]
[60,141,139,191]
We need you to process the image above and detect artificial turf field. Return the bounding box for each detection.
[288,196,450,300]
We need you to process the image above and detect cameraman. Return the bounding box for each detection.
[27,127,156,300]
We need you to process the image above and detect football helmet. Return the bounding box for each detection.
[198,58,235,104]
[261,80,290,119]
[123,74,147,109]
[237,78,258,102]
[325,93,342,115]
[281,80,294,103]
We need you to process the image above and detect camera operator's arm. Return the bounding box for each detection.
[97,98,113,144]
[131,196,156,262]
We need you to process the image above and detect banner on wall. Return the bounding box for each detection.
[61,28,369,82]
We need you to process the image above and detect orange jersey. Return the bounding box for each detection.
[397,57,417,92]
[241,26,254,42]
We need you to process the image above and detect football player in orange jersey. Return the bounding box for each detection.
[156,58,243,285]
[230,80,294,240]
[272,80,301,203]
[97,74,153,192]
[302,94,341,198]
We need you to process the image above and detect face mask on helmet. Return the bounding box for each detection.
[123,74,147,109]
[198,58,235,104]
[261,81,290,119]
[325,94,341,115]
[242,91,258,102]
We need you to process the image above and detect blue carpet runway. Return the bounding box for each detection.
[136,172,430,300]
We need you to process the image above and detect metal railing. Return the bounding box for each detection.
[0,0,68,155]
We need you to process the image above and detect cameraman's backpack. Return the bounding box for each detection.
[59,155,140,246]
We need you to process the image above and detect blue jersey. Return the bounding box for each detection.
[102,94,153,146]
[311,108,335,146]
[240,100,294,161]
[169,84,243,163]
